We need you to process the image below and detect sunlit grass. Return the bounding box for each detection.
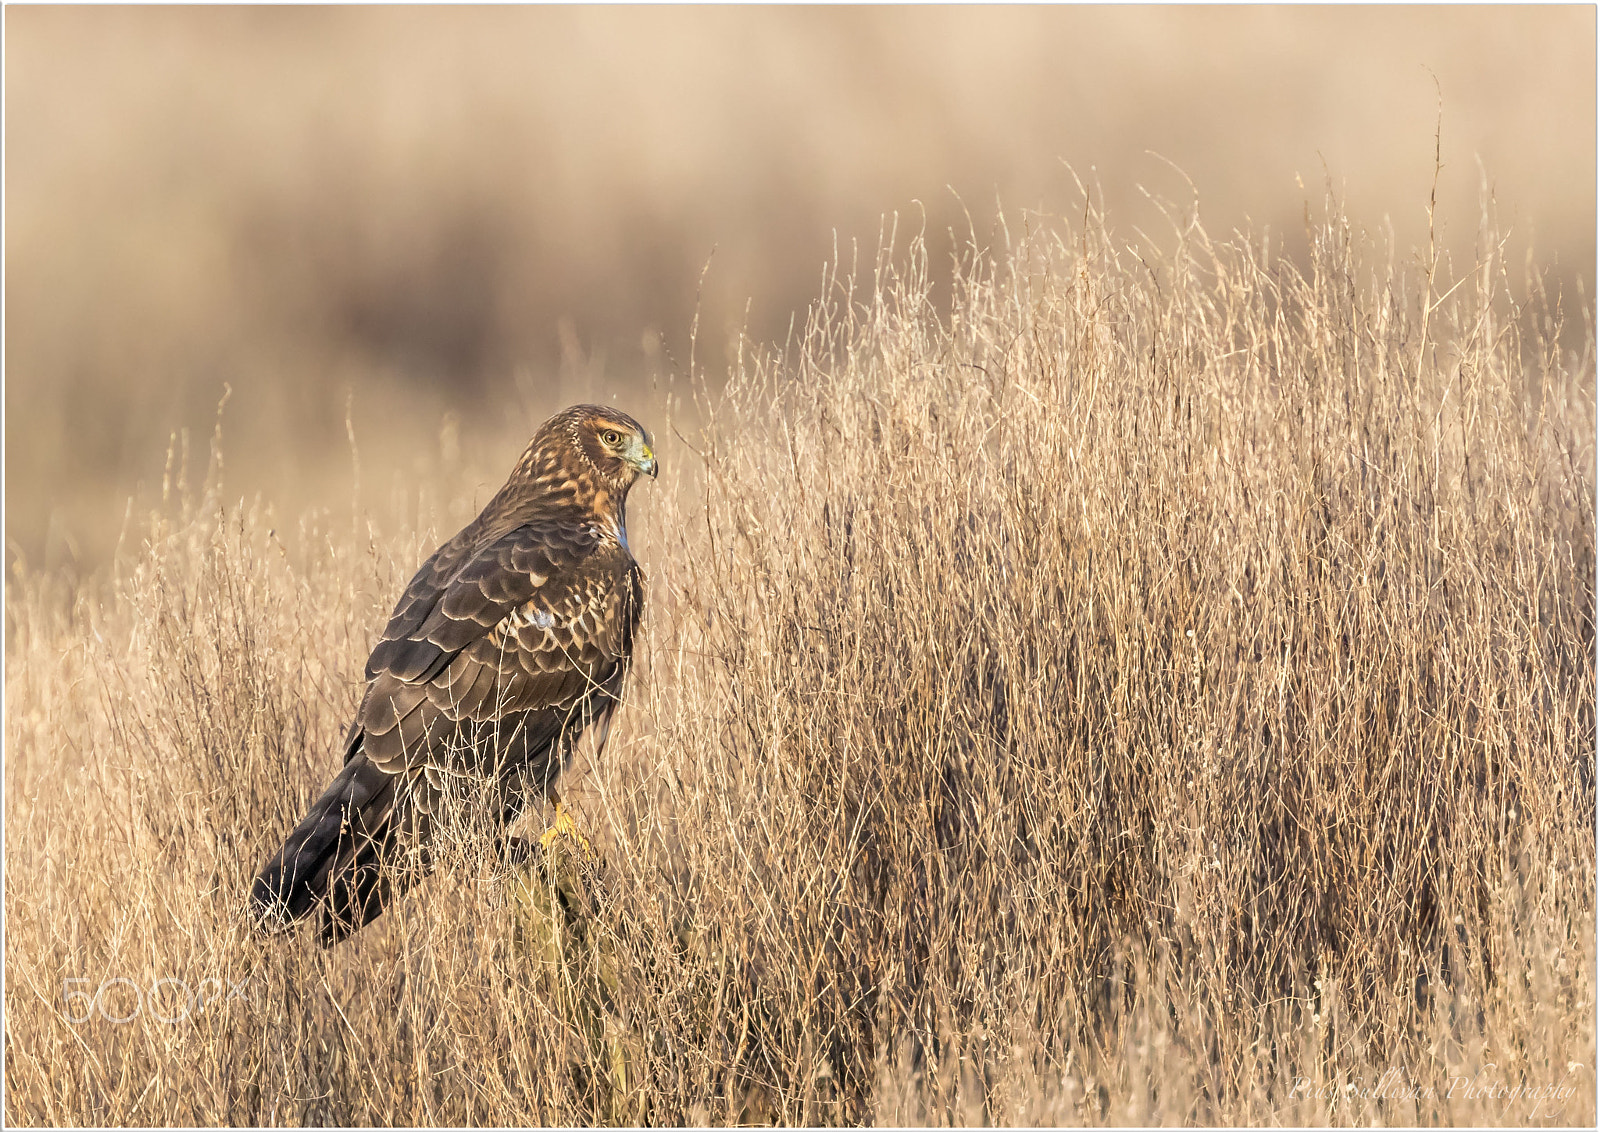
[5,189,1593,1125]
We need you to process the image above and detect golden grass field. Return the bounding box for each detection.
[4,176,1594,1123]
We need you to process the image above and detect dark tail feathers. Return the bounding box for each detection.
[251,755,421,946]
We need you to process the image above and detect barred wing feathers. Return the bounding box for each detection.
[357,520,642,779]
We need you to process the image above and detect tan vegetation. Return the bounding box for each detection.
[4,185,1595,1125]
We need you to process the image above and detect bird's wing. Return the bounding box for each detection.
[365,519,550,684]
[353,520,642,780]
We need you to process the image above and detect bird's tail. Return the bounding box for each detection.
[250,754,424,945]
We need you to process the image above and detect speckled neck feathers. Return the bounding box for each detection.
[485,405,647,545]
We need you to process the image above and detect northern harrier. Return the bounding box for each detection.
[251,404,656,944]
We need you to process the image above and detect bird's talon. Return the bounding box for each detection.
[539,801,596,858]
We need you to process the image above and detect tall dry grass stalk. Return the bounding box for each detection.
[5,190,1594,1125]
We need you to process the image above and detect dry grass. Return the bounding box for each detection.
[4,187,1594,1125]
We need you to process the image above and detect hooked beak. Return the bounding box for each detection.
[637,442,658,479]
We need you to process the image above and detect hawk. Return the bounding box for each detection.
[251,404,656,944]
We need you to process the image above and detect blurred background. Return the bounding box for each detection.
[6,6,1594,576]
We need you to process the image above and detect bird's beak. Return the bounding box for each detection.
[637,442,658,479]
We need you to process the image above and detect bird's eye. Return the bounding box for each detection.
[601,429,622,447]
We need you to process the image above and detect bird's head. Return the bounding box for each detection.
[578,407,657,489]
[529,404,657,496]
